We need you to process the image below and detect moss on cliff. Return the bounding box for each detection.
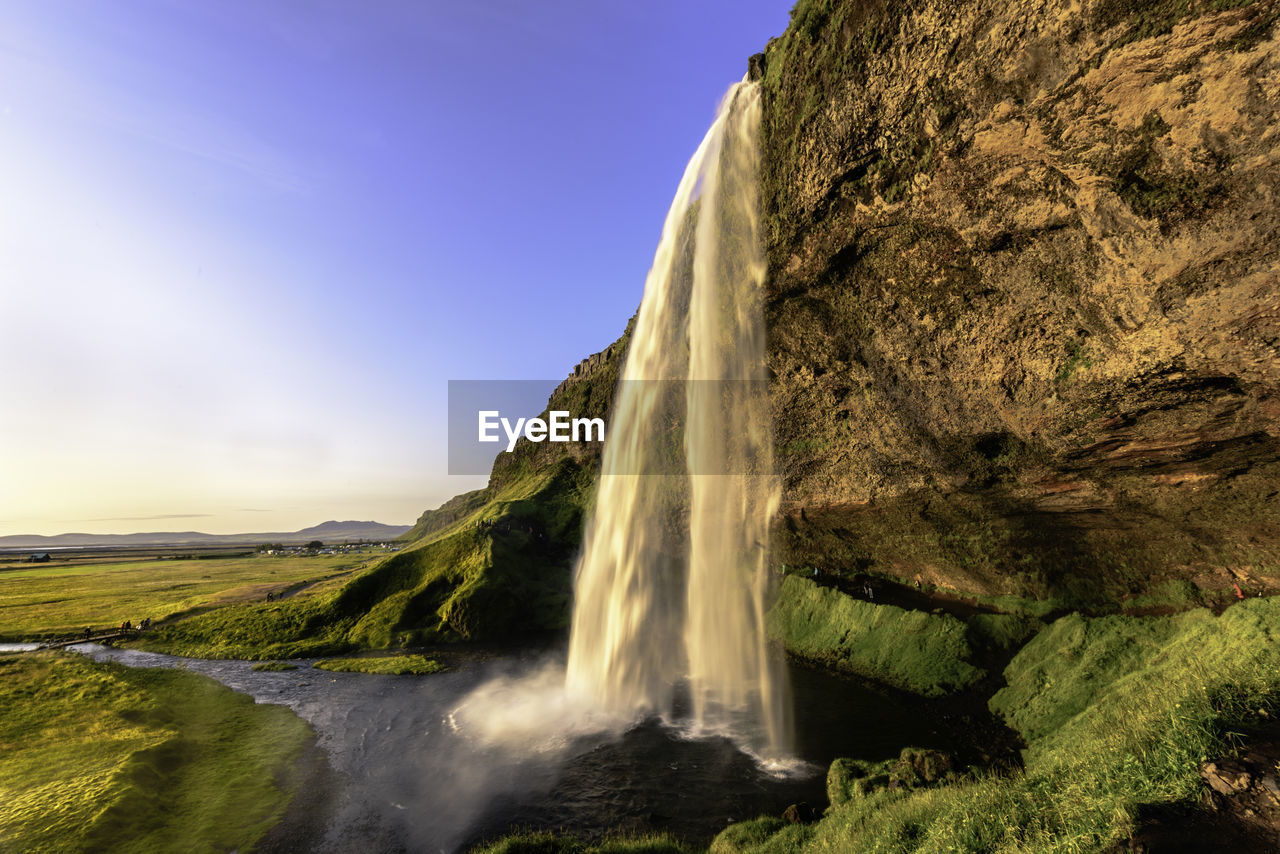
[768,575,985,696]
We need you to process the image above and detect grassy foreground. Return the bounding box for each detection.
[712,597,1280,853]
[0,553,366,641]
[0,651,312,853]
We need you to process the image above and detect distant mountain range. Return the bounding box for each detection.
[0,520,412,549]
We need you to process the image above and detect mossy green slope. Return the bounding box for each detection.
[336,456,596,645]
[0,652,312,854]
[768,575,984,696]
[400,487,488,543]
[142,456,596,658]
[715,598,1280,853]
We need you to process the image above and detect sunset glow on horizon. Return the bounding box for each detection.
[0,1,789,536]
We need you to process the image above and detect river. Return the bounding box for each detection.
[72,644,959,853]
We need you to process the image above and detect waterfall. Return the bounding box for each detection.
[564,80,791,760]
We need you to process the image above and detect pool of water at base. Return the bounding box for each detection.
[73,644,958,853]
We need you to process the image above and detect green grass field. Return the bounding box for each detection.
[0,553,374,641]
[0,651,313,853]
[313,654,447,675]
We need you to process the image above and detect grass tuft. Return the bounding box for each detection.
[313,654,446,675]
[471,829,693,854]
[716,597,1280,852]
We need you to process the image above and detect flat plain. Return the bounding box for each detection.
[0,552,376,640]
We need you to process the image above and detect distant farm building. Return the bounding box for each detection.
[28,553,51,563]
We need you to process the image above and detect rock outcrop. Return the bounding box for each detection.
[757,0,1280,608]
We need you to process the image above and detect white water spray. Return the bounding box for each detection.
[565,80,791,760]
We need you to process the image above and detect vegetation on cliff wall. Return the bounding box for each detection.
[715,598,1280,853]
[767,575,984,695]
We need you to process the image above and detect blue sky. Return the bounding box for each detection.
[0,1,792,535]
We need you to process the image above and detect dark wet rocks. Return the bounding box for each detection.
[782,801,817,823]
[1201,759,1255,796]
[1200,750,1280,834]
[1128,733,1280,852]
[826,747,957,808]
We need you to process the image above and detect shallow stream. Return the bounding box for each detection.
[73,644,958,853]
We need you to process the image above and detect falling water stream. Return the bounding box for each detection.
[58,81,891,854]
[565,79,791,761]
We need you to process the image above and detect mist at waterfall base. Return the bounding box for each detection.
[78,644,957,853]
[455,78,790,776]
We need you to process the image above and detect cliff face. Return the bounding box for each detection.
[757,0,1280,607]
[388,0,1280,641]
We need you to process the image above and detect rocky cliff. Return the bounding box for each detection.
[757,0,1280,609]
[386,0,1280,641]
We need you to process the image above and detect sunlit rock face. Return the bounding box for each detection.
[753,0,1280,608]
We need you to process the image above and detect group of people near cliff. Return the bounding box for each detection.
[73,617,151,642]
[92,617,152,636]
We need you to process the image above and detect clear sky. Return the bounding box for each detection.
[0,0,793,536]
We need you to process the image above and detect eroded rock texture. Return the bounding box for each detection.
[757,0,1280,607]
